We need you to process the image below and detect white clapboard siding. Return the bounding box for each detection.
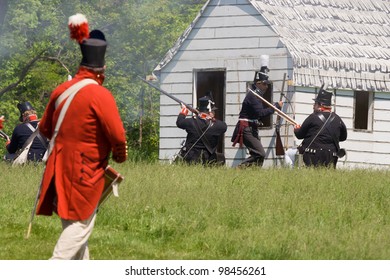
[168,48,286,63]
[344,151,390,166]
[161,105,186,116]
[374,110,390,122]
[157,0,289,167]
[195,14,269,29]
[373,120,390,132]
[160,116,180,127]
[155,0,390,169]
[335,108,354,119]
[162,56,290,74]
[160,94,193,105]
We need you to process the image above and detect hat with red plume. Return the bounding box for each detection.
[68,13,107,68]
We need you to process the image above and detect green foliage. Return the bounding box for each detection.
[0,0,207,160]
[1,162,390,260]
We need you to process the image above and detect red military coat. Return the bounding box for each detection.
[36,67,127,220]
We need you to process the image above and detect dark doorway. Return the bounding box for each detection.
[195,70,225,153]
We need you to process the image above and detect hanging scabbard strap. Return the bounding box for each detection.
[182,117,213,159]
[194,117,215,154]
[304,113,335,153]
[16,123,39,155]
[26,123,35,133]
[36,133,48,149]
[26,122,47,149]
[319,113,342,155]
[318,113,336,132]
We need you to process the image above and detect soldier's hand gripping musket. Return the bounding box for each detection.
[247,87,298,126]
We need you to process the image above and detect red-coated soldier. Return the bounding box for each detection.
[36,13,127,260]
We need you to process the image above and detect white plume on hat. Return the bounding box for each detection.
[68,13,89,43]
[68,13,88,26]
[259,55,269,77]
[254,55,271,83]
[260,55,269,68]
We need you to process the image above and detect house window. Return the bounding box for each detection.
[354,91,373,131]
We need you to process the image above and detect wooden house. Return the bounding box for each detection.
[152,0,390,168]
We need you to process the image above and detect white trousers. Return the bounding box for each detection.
[50,210,97,260]
[284,148,298,167]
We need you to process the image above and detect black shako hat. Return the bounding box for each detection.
[198,96,216,113]
[68,13,107,69]
[313,89,333,106]
[80,29,107,68]
[254,55,271,85]
[17,101,34,122]
[254,66,271,85]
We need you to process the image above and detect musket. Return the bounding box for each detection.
[26,173,44,239]
[275,73,287,156]
[248,87,298,126]
[318,83,325,95]
[138,76,199,114]
[0,130,9,140]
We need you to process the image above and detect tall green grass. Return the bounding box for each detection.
[1,161,390,259]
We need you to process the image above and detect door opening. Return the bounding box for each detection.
[194,70,225,153]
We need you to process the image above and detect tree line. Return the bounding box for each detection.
[0,0,206,160]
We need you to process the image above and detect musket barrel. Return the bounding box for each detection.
[26,173,44,239]
[248,87,298,126]
[139,76,199,114]
[0,130,9,140]
[275,73,287,156]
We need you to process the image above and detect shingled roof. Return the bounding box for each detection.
[155,0,390,92]
[249,0,390,91]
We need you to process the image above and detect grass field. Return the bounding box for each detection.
[1,161,390,260]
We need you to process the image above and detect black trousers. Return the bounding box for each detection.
[239,126,266,167]
[183,148,225,166]
[303,150,338,168]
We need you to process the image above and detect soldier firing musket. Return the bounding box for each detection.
[140,76,227,165]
